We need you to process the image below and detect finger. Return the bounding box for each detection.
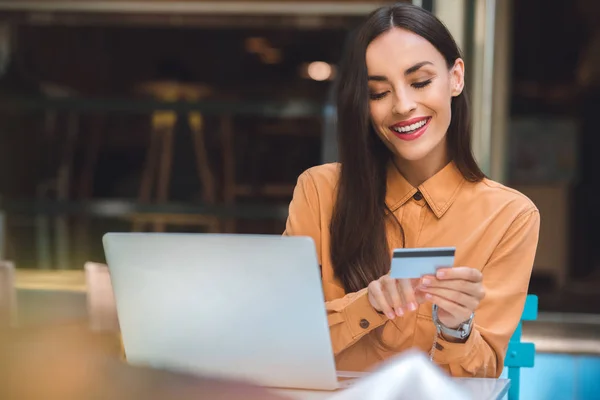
[410,278,422,289]
[398,278,418,312]
[436,266,483,283]
[420,277,485,299]
[410,278,427,304]
[424,293,472,321]
[381,276,404,317]
[414,289,427,304]
[369,282,395,320]
[419,287,479,311]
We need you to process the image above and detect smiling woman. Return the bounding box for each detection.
[284,3,540,378]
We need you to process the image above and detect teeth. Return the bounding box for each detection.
[392,119,427,134]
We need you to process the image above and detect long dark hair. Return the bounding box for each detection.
[330,3,485,294]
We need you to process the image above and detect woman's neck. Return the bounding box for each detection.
[393,154,450,188]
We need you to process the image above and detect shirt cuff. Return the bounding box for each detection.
[342,288,387,338]
[432,325,479,365]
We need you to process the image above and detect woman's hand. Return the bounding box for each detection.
[367,275,425,320]
[416,267,485,329]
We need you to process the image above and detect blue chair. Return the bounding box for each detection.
[504,294,538,400]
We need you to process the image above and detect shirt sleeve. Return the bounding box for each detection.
[283,170,388,355]
[430,209,540,377]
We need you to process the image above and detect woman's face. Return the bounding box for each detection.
[366,27,464,166]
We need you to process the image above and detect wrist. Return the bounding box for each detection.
[432,305,473,343]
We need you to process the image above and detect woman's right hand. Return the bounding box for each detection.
[367,275,423,319]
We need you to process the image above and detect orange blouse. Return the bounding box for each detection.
[283,161,540,377]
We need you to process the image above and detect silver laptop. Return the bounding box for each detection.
[103,232,361,390]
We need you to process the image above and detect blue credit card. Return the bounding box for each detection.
[389,247,455,279]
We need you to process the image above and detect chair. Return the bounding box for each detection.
[84,262,120,332]
[505,294,538,400]
[0,261,15,327]
[132,80,219,234]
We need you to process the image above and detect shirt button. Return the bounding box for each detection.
[359,319,370,329]
[413,191,423,201]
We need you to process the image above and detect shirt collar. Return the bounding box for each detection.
[385,161,465,218]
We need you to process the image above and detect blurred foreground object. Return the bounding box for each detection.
[85,262,120,332]
[328,350,470,400]
[0,323,288,400]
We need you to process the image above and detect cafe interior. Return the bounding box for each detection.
[0,0,599,399]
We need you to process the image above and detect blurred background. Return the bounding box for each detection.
[0,0,598,399]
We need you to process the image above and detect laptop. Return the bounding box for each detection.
[102,232,363,390]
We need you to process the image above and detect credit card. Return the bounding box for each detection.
[389,247,455,279]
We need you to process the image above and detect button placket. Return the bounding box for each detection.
[402,191,426,248]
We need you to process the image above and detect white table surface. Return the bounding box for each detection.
[270,378,510,400]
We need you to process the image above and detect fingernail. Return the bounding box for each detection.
[409,303,417,311]
[395,307,404,317]
[425,293,433,300]
[437,271,445,278]
[387,312,395,319]
[421,278,431,286]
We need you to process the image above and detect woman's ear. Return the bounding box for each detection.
[450,58,465,97]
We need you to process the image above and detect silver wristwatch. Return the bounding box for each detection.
[432,304,474,341]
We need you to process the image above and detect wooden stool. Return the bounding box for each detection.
[132,81,219,233]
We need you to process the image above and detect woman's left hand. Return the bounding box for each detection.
[416,267,485,330]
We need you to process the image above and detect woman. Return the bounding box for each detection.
[284,3,540,378]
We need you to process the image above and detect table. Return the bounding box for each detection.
[272,378,510,400]
[0,323,289,400]
[13,269,87,327]
[0,321,511,400]
[15,269,510,400]
[11,271,512,400]
[454,378,510,400]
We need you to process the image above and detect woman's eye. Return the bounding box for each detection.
[412,79,432,89]
[369,91,388,100]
